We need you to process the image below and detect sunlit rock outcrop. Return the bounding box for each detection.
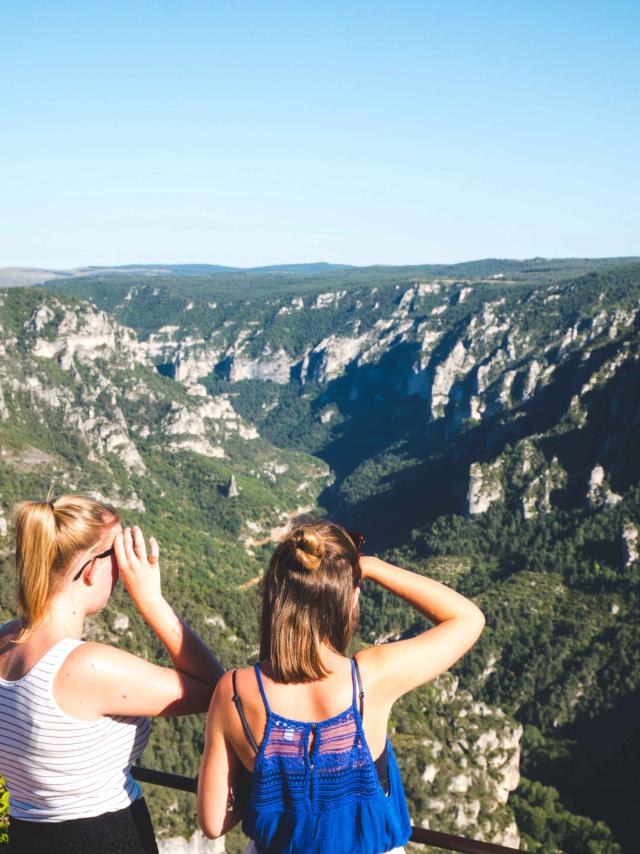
[467,461,504,515]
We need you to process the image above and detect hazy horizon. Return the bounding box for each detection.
[3,254,640,277]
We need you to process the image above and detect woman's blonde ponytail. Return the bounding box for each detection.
[12,495,119,641]
[14,501,58,637]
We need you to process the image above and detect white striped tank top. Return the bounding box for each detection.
[0,636,151,822]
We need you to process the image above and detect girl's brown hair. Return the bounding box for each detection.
[13,495,119,641]
[259,520,360,682]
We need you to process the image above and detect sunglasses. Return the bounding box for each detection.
[73,547,116,581]
[347,530,365,550]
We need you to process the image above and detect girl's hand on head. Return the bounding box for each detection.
[114,526,162,610]
[358,554,377,582]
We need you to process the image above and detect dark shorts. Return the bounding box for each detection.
[7,798,158,854]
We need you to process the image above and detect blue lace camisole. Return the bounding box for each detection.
[234,658,411,854]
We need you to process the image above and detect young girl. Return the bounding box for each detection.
[0,495,224,853]
[198,521,485,854]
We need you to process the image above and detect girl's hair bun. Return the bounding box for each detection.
[292,526,325,571]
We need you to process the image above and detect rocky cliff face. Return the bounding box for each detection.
[0,289,330,549]
[97,268,638,527]
[395,674,522,848]
[128,275,636,438]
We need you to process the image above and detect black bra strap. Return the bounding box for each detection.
[352,656,365,718]
[232,669,259,755]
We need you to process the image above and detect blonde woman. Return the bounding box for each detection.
[198,521,485,854]
[0,495,223,854]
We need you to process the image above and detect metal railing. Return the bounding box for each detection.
[132,766,521,854]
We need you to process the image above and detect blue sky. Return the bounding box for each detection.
[1,1,638,267]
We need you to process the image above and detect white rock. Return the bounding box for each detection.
[415,282,441,296]
[0,385,9,420]
[453,799,480,829]
[157,830,225,853]
[522,359,542,399]
[276,296,304,315]
[499,370,516,406]
[587,464,620,508]
[30,304,56,333]
[467,461,503,515]
[305,333,369,383]
[162,395,257,458]
[448,773,471,794]
[262,462,288,482]
[422,764,438,783]
[622,523,638,566]
[112,614,130,632]
[168,437,225,458]
[468,396,484,421]
[173,345,221,384]
[186,383,208,398]
[430,339,477,418]
[86,490,146,513]
[320,407,336,424]
[225,475,240,498]
[230,348,292,384]
[479,654,498,684]
[205,615,226,629]
[312,291,346,309]
[493,821,520,848]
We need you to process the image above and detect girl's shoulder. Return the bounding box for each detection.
[215,662,260,702]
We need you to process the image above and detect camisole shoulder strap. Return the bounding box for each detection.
[231,664,277,756]
[232,669,260,755]
[253,662,272,714]
[352,656,364,718]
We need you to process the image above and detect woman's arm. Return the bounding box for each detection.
[356,555,485,703]
[56,642,215,717]
[198,672,245,838]
[115,526,224,687]
[54,526,224,719]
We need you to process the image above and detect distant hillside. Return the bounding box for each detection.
[0,262,355,289]
[3,256,639,291]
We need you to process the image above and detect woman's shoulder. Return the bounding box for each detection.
[352,645,398,698]
[215,663,257,698]
[56,640,154,688]
[211,663,265,719]
[62,639,159,674]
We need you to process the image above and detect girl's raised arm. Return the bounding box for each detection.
[55,526,224,719]
[355,555,485,704]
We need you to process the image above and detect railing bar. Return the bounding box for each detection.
[131,767,522,853]
[132,765,197,794]
[410,825,521,853]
